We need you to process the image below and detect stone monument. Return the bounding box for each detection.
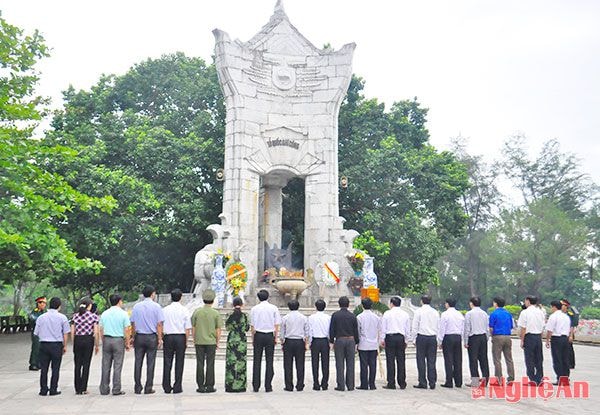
[195,0,359,304]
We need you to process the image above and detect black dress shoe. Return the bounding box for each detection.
[134,390,142,395]
[413,384,427,389]
[347,388,354,391]
[164,389,172,394]
[253,387,259,393]
[334,387,345,392]
[440,383,453,388]
[369,385,377,390]
[172,389,183,394]
[196,388,205,393]
[313,385,320,391]
[113,391,126,395]
[204,388,216,393]
[29,365,40,371]
[49,391,61,396]
[321,386,328,391]
[382,385,396,390]
[265,388,273,393]
[144,389,155,395]
[356,386,369,390]
[39,390,48,396]
[429,385,435,390]
[284,387,294,392]
[399,384,407,390]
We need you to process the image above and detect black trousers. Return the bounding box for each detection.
[523,333,543,384]
[310,338,330,389]
[358,350,377,389]
[442,334,462,386]
[550,335,570,382]
[416,334,437,387]
[39,342,63,394]
[253,332,275,391]
[133,333,158,393]
[568,339,576,369]
[467,334,489,379]
[163,334,186,392]
[385,334,406,388]
[73,335,94,393]
[283,338,305,390]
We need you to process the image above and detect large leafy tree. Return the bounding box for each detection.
[0,15,114,302]
[46,53,224,293]
[338,77,469,293]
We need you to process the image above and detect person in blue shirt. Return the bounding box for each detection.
[488,297,515,384]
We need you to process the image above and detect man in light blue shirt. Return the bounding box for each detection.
[34,297,70,396]
[130,285,165,394]
[99,293,131,395]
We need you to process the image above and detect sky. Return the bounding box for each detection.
[2,0,600,182]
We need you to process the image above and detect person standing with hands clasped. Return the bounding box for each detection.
[280,299,308,392]
[70,297,100,394]
[329,296,359,392]
[545,300,571,386]
[518,295,545,385]
[437,298,464,388]
[99,293,131,396]
[250,289,281,393]
[380,296,411,390]
[161,288,192,394]
[356,298,380,390]
[34,297,70,396]
[412,295,439,390]
[463,296,490,387]
[191,289,222,393]
[130,285,165,395]
[307,299,331,391]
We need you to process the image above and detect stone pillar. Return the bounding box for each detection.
[263,181,284,249]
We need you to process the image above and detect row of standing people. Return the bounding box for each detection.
[30,287,577,396]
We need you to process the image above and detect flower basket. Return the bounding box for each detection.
[345,251,365,273]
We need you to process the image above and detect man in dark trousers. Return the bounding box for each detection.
[380,296,411,390]
[412,295,440,389]
[161,288,191,394]
[437,298,464,388]
[356,298,380,390]
[517,295,545,385]
[34,297,70,396]
[329,296,359,392]
[280,299,308,391]
[545,300,572,385]
[29,296,46,370]
[130,285,165,394]
[308,299,331,391]
[464,296,490,387]
[249,289,281,392]
[191,289,222,393]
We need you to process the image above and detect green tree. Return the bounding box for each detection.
[0,15,115,304]
[46,53,224,293]
[338,77,469,293]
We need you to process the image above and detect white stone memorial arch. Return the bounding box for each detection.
[198,0,359,297]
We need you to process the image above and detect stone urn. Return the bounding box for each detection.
[271,279,308,300]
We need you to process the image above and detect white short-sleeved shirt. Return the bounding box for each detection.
[545,310,571,337]
[517,305,545,334]
[162,301,192,334]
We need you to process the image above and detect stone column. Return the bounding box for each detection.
[262,175,288,249]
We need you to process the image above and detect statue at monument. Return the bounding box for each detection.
[194,0,359,304]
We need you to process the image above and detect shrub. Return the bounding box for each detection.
[581,307,600,320]
[353,301,390,316]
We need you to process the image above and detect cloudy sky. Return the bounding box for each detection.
[3,0,600,181]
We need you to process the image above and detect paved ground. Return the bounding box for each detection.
[0,333,597,415]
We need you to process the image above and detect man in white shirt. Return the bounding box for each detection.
[308,299,331,391]
[357,298,380,390]
[380,296,411,390]
[412,295,440,389]
[280,300,308,392]
[517,295,545,385]
[437,297,464,388]
[545,300,572,386]
[463,296,490,387]
[161,289,192,394]
[250,289,282,392]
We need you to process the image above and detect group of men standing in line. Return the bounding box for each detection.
[29,287,578,396]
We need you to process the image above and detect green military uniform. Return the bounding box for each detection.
[28,298,46,370]
[565,306,579,369]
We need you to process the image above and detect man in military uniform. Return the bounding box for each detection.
[560,299,579,370]
[29,296,47,370]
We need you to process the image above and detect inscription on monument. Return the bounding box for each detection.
[266,138,300,149]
